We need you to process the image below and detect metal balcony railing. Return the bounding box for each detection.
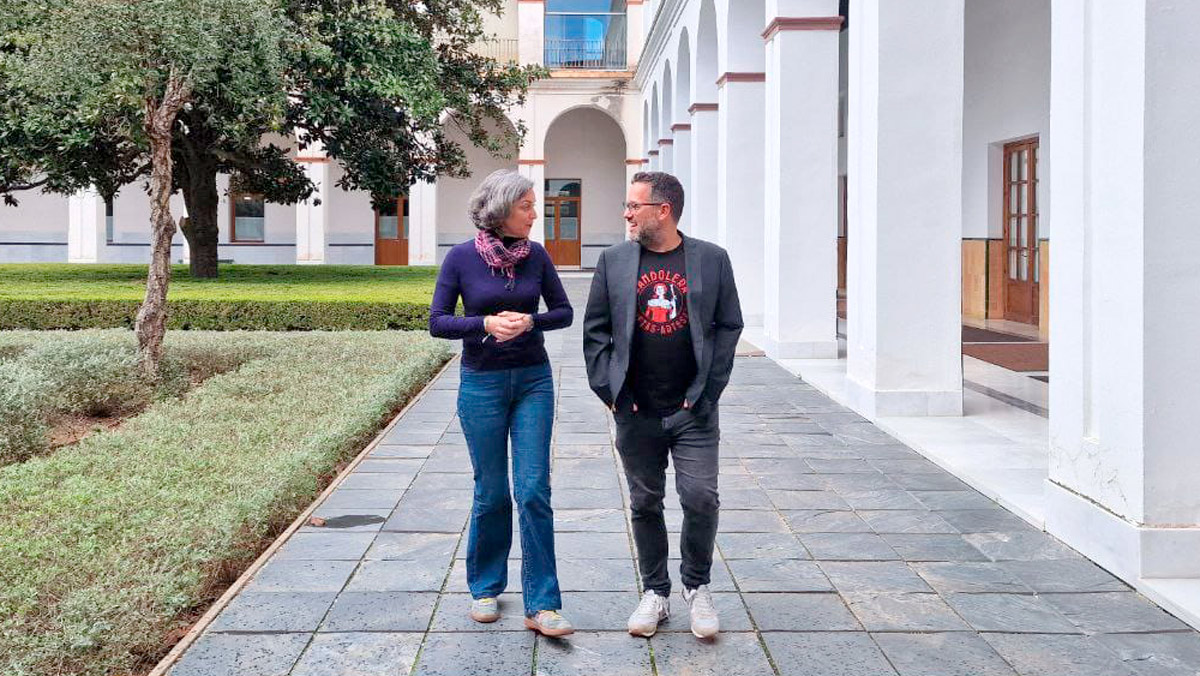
[471,38,519,64]
[544,37,627,70]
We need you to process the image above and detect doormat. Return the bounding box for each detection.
[962,342,1049,372]
[962,326,1036,343]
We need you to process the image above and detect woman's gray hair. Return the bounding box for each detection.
[469,169,535,233]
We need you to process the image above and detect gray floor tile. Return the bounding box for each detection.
[819,561,933,594]
[319,488,407,510]
[169,632,310,676]
[320,591,438,632]
[559,591,642,631]
[210,592,336,632]
[716,509,791,533]
[553,531,634,559]
[355,458,426,474]
[937,509,1037,533]
[873,632,1017,676]
[345,559,448,592]
[534,631,652,676]
[1095,632,1200,676]
[767,490,851,511]
[717,532,810,560]
[301,508,390,533]
[844,592,971,632]
[429,593,530,632]
[1041,592,1191,633]
[911,491,1000,511]
[726,559,833,592]
[838,490,926,511]
[651,631,775,676]
[553,508,628,532]
[963,531,1082,561]
[551,488,625,509]
[783,509,874,533]
[415,632,535,676]
[998,559,1128,593]
[763,632,897,676]
[943,592,1079,633]
[382,507,468,534]
[366,532,460,560]
[340,472,417,491]
[800,533,900,561]
[858,510,958,535]
[290,632,423,676]
[880,534,989,562]
[983,633,1136,676]
[910,562,1031,594]
[446,559,524,593]
[247,560,358,593]
[743,592,861,631]
[557,557,639,591]
[274,532,378,561]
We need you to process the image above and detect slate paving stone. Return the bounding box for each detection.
[558,591,641,631]
[726,559,833,592]
[910,562,1031,594]
[943,592,1079,634]
[408,472,474,491]
[911,491,999,511]
[650,631,775,676]
[716,532,810,559]
[1041,592,1191,633]
[799,532,900,561]
[743,592,861,631]
[1095,632,1200,676]
[446,559,524,593]
[339,472,417,491]
[717,509,791,533]
[998,559,1128,593]
[429,593,530,632]
[382,508,468,534]
[318,488,407,510]
[755,473,826,490]
[355,458,427,473]
[763,632,898,676]
[843,592,971,632]
[658,557,739,592]
[345,559,448,592]
[937,509,1035,533]
[248,560,358,593]
[838,489,926,511]
[819,561,933,594]
[807,458,878,474]
[366,532,460,561]
[872,632,1017,676]
[371,444,436,459]
[858,510,958,535]
[551,488,625,509]
[290,632,423,676]
[320,591,438,632]
[718,488,777,510]
[209,592,336,632]
[557,558,638,591]
[414,632,535,676]
[890,473,970,491]
[963,531,1082,561]
[301,508,390,533]
[552,508,628,532]
[398,488,474,510]
[879,534,989,562]
[274,532,378,561]
[783,509,874,533]
[552,531,633,559]
[534,631,653,676]
[982,633,1137,676]
[168,632,310,676]
[766,490,851,511]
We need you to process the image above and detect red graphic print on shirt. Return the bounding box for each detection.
[636,269,689,336]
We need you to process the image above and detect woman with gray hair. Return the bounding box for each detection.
[429,168,575,636]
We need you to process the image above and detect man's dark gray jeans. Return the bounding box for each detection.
[614,404,720,596]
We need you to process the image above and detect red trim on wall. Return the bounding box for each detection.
[670,123,692,132]
[626,159,648,165]
[294,157,330,163]
[762,17,845,41]
[517,159,545,165]
[716,72,766,87]
[647,150,660,157]
[688,102,719,114]
[657,138,674,146]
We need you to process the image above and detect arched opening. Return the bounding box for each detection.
[694,0,718,104]
[676,30,692,119]
[544,107,627,268]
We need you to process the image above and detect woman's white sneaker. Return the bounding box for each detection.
[627,590,670,637]
[681,585,719,638]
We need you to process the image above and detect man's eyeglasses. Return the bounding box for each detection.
[623,201,665,212]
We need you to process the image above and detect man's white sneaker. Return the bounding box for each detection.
[681,585,719,639]
[627,590,670,637]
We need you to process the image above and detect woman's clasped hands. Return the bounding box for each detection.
[483,311,534,343]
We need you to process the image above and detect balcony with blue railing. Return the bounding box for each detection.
[544,0,627,71]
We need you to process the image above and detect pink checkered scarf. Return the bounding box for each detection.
[474,229,531,289]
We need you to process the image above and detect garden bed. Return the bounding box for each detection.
[0,330,452,676]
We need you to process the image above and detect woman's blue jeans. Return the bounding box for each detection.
[458,361,561,617]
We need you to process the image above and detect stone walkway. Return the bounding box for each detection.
[168,277,1200,676]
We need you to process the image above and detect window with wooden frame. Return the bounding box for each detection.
[105,196,114,243]
[230,192,265,243]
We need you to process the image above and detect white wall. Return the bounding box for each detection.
[0,189,70,262]
[962,0,1050,239]
[324,162,375,265]
[544,106,628,268]
[435,118,519,262]
[481,0,519,40]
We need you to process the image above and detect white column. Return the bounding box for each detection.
[658,139,674,173]
[519,160,546,246]
[407,179,438,266]
[1045,0,1200,586]
[518,0,544,66]
[717,74,766,327]
[67,189,103,263]
[845,0,964,417]
[295,158,328,264]
[689,104,719,242]
[671,124,692,230]
[626,0,644,70]
[762,10,842,359]
[648,151,660,171]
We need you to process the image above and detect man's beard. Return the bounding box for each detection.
[632,220,659,245]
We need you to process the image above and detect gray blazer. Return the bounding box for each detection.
[582,233,744,416]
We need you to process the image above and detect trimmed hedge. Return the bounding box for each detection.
[0,330,452,676]
[0,299,430,330]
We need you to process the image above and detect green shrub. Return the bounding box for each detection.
[0,361,51,465]
[0,331,451,676]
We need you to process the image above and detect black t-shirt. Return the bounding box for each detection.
[628,237,697,416]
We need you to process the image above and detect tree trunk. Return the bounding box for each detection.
[135,74,192,379]
[180,159,220,278]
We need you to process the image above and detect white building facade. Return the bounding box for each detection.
[4,0,1200,627]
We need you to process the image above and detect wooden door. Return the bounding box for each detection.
[374,197,408,265]
[544,179,582,267]
[1002,139,1039,324]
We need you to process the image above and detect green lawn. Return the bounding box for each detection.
[0,264,441,330]
[0,264,439,302]
[0,330,452,676]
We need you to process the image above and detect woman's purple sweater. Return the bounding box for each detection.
[429,240,573,371]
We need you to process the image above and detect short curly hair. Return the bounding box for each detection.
[468,169,535,233]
